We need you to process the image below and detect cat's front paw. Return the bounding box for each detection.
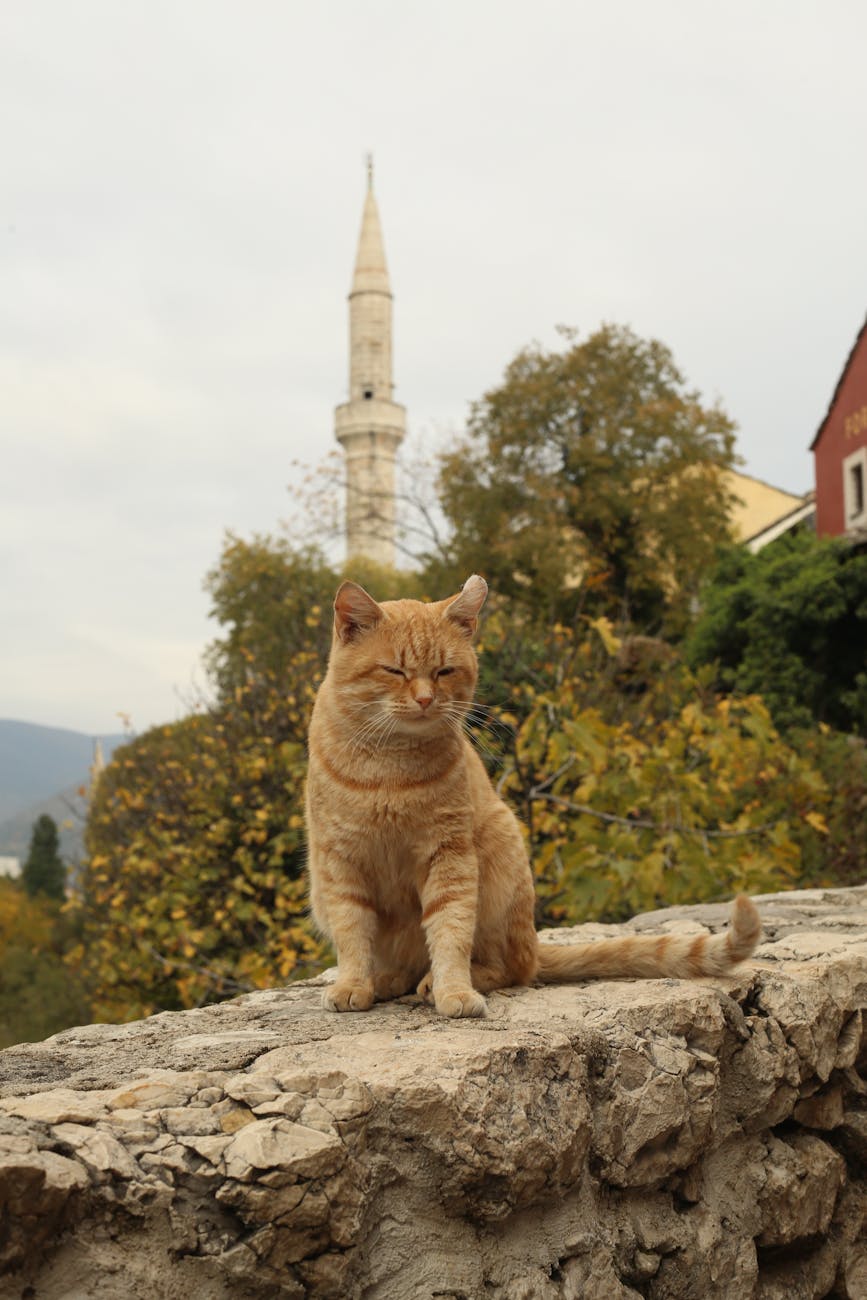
[322,980,375,1012]
[435,986,487,1018]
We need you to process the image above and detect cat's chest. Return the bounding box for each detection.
[311,766,468,870]
[349,783,447,859]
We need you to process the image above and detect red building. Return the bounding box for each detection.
[811,314,867,536]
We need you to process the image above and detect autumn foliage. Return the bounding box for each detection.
[478,615,830,925]
[76,666,325,1022]
[0,880,89,1049]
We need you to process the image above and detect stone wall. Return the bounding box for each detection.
[2,887,867,1299]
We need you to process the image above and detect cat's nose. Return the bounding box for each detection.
[415,694,433,711]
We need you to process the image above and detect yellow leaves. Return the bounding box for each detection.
[805,811,829,835]
[0,881,55,950]
[77,679,327,1023]
[241,828,269,846]
[277,948,298,979]
[501,648,833,927]
[587,616,620,656]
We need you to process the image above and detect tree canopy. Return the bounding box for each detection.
[0,880,89,1048]
[78,690,323,1022]
[435,324,738,633]
[686,532,867,735]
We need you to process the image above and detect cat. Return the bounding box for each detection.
[305,574,761,1018]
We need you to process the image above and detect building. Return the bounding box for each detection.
[723,470,815,553]
[811,313,867,537]
[334,161,406,567]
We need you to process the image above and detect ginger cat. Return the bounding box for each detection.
[305,575,761,1018]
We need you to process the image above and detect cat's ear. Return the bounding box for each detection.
[334,581,384,644]
[444,574,488,638]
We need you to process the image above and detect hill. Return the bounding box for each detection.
[0,720,126,861]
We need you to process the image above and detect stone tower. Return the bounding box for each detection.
[334,159,406,567]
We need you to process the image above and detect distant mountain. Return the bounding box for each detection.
[0,720,127,861]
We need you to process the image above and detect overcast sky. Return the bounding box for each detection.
[2,1,866,736]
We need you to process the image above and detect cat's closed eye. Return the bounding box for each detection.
[435,667,455,678]
[380,665,406,677]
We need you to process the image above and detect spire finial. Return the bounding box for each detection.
[366,152,374,191]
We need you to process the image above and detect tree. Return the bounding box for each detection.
[492,621,829,924]
[203,535,338,701]
[434,324,738,634]
[0,880,89,1048]
[22,814,66,901]
[686,532,867,735]
[77,677,327,1022]
[203,533,429,705]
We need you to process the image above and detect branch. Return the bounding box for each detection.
[144,945,255,994]
[529,790,783,840]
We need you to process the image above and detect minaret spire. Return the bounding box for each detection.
[334,162,406,567]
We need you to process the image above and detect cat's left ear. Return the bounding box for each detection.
[444,574,488,638]
[334,581,384,644]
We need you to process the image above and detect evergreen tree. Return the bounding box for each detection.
[686,532,867,735]
[22,814,66,901]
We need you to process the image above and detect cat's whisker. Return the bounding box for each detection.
[339,709,396,760]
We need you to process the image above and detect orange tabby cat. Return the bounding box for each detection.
[305,575,761,1018]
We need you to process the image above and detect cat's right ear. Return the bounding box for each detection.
[444,574,488,638]
[334,581,384,644]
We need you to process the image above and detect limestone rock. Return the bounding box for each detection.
[2,885,867,1297]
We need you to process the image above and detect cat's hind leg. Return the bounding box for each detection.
[373,928,428,1002]
[374,970,417,1000]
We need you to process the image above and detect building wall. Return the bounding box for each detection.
[723,470,807,544]
[813,326,867,536]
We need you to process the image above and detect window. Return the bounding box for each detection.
[853,463,864,517]
[843,447,867,528]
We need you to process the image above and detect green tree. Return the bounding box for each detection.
[433,324,738,634]
[22,814,66,901]
[203,533,427,705]
[204,535,338,699]
[686,532,867,735]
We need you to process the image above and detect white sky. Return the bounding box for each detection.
[2,0,865,735]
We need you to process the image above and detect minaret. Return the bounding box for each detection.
[90,738,105,788]
[334,157,406,567]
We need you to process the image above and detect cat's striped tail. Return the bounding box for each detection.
[536,895,761,982]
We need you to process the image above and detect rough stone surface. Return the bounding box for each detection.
[2,886,867,1299]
